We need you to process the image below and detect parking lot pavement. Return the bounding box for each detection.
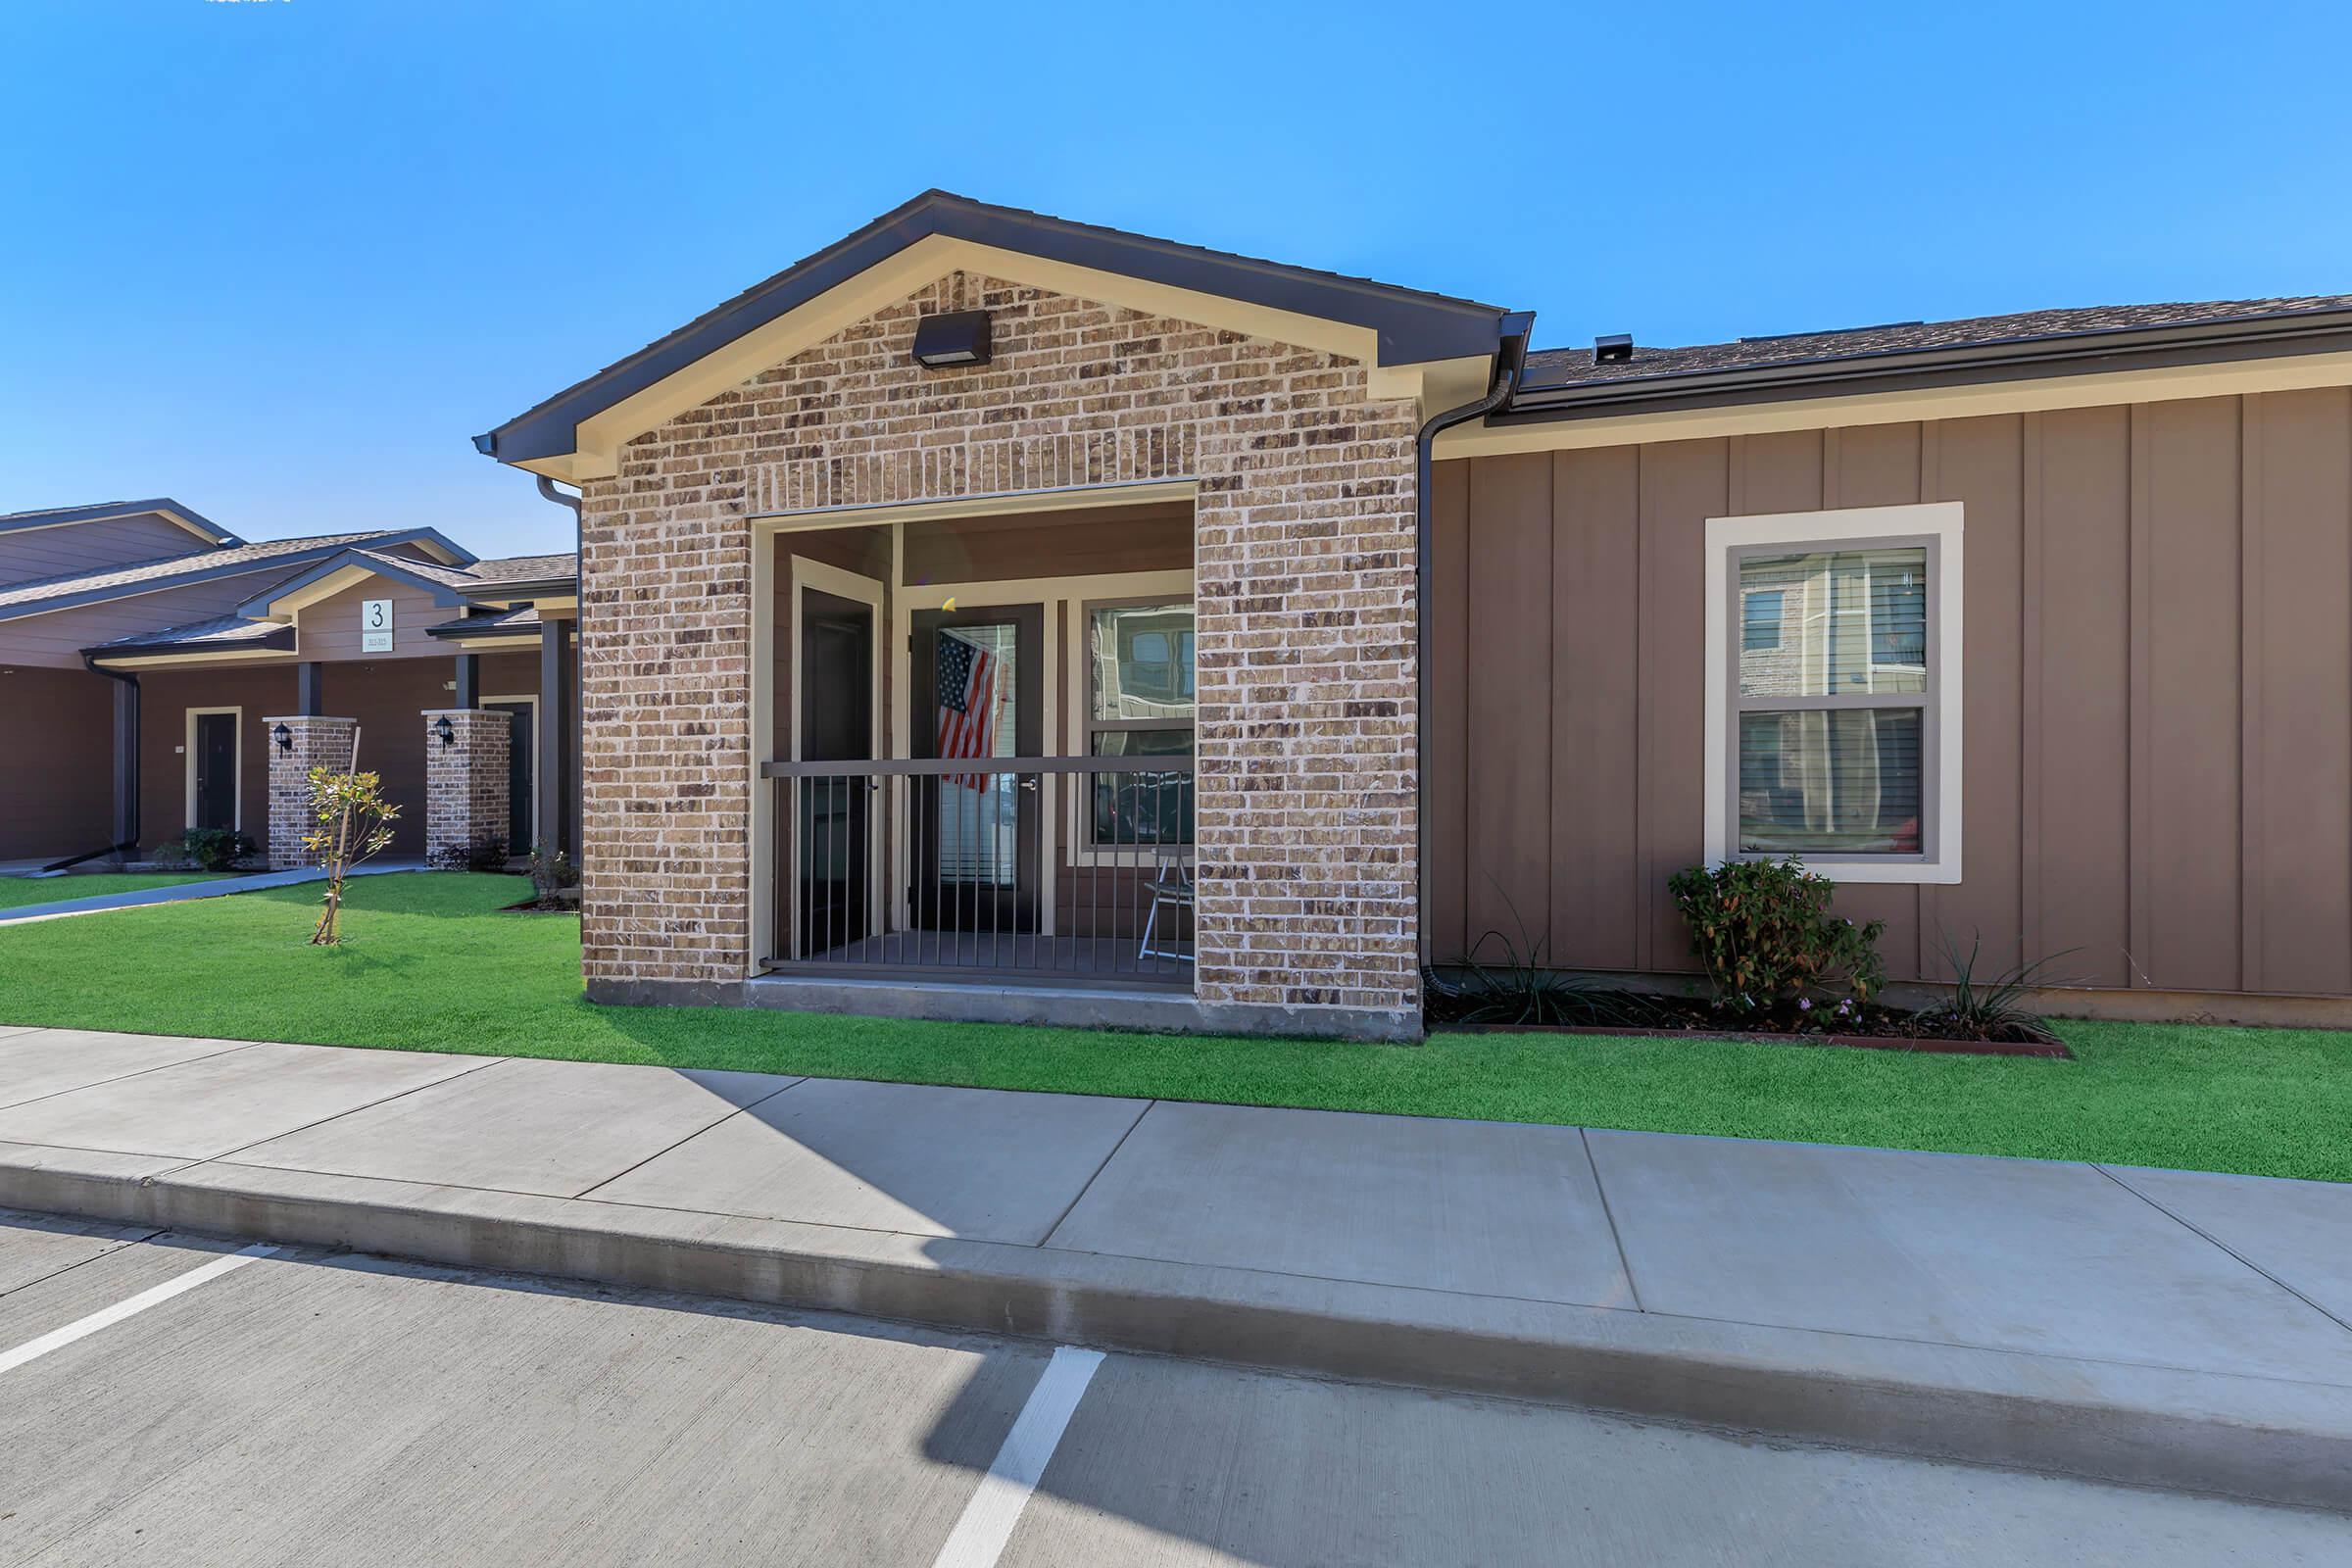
[1,1211,2345,1568]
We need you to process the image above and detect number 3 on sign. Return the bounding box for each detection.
[362,598,393,653]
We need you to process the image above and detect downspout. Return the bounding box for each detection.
[45,657,141,872]
[1415,313,1533,985]
[535,475,584,860]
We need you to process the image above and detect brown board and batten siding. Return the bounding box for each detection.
[1429,387,2352,998]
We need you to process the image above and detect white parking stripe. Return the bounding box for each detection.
[0,1243,276,1375]
[932,1346,1104,1568]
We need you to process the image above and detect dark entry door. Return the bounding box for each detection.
[192,712,238,832]
[910,604,1043,933]
[485,701,535,856]
[797,588,874,958]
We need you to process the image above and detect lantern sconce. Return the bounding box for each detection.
[434,715,456,749]
[272,722,292,754]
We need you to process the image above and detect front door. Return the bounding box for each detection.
[910,604,1042,934]
[192,712,237,832]
[798,588,875,957]
[485,701,535,857]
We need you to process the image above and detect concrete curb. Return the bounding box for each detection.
[6,1142,2349,1514]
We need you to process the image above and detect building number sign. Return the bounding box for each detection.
[362,598,393,653]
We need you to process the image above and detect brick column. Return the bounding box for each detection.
[423,709,511,866]
[264,714,359,869]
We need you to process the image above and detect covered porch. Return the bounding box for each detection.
[755,488,1196,993]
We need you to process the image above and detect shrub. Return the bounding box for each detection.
[1430,885,1660,1028]
[155,828,257,873]
[428,835,509,873]
[1668,858,1885,1020]
[1917,931,2071,1042]
[527,843,579,903]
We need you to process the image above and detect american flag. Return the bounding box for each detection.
[935,631,1001,790]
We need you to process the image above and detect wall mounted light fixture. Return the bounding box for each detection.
[911,309,993,368]
[272,722,292,754]
[434,715,456,749]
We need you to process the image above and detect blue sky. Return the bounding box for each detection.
[4,1,2347,559]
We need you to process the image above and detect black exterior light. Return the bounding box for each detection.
[910,309,993,369]
[272,722,292,754]
[434,714,456,749]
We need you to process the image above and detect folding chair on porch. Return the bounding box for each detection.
[1138,840,1194,965]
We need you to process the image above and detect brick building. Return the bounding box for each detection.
[473,191,2352,1036]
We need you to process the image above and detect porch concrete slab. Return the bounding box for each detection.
[586,1078,1150,1244]
[1044,1101,1635,1306]
[1586,1129,2352,1384]
[232,1057,803,1198]
[0,1028,254,1109]
[2103,1162,2352,1329]
[0,1042,491,1161]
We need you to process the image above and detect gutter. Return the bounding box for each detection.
[45,657,141,872]
[1501,308,2352,425]
[1415,314,1533,981]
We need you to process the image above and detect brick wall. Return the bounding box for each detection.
[264,715,357,869]
[579,273,1424,1026]
[422,710,511,865]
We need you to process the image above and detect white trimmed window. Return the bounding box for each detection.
[1703,501,1963,884]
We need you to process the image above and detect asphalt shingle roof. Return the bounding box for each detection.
[89,613,295,653]
[427,605,544,637]
[0,530,409,612]
[466,553,576,584]
[1522,295,2352,393]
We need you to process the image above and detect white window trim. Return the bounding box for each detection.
[1703,501,1964,885]
[182,707,243,833]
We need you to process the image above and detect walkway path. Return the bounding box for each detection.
[0,1025,2346,1510]
[0,862,418,926]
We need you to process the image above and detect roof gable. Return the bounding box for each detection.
[235,540,484,620]
[477,191,1517,480]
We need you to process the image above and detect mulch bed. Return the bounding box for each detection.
[1436,1022,2071,1059]
[499,895,581,914]
[1426,989,2072,1058]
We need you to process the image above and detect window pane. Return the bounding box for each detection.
[1091,604,1195,720]
[1738,548,1927,698]
[1739,709,1923,855]
[1091,730,1194,845]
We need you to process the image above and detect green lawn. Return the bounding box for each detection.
[0,871,2343,1182]
[0,872,229,910]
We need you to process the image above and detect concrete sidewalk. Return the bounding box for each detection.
[0,1025,2347,1510]
[0,862,418,926]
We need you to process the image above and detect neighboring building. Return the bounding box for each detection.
[0,500,576,868]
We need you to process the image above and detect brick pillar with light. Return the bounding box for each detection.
[264,714,359,869]
[422,709,511,866]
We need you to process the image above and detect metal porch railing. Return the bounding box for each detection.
[760,755,1196,989]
